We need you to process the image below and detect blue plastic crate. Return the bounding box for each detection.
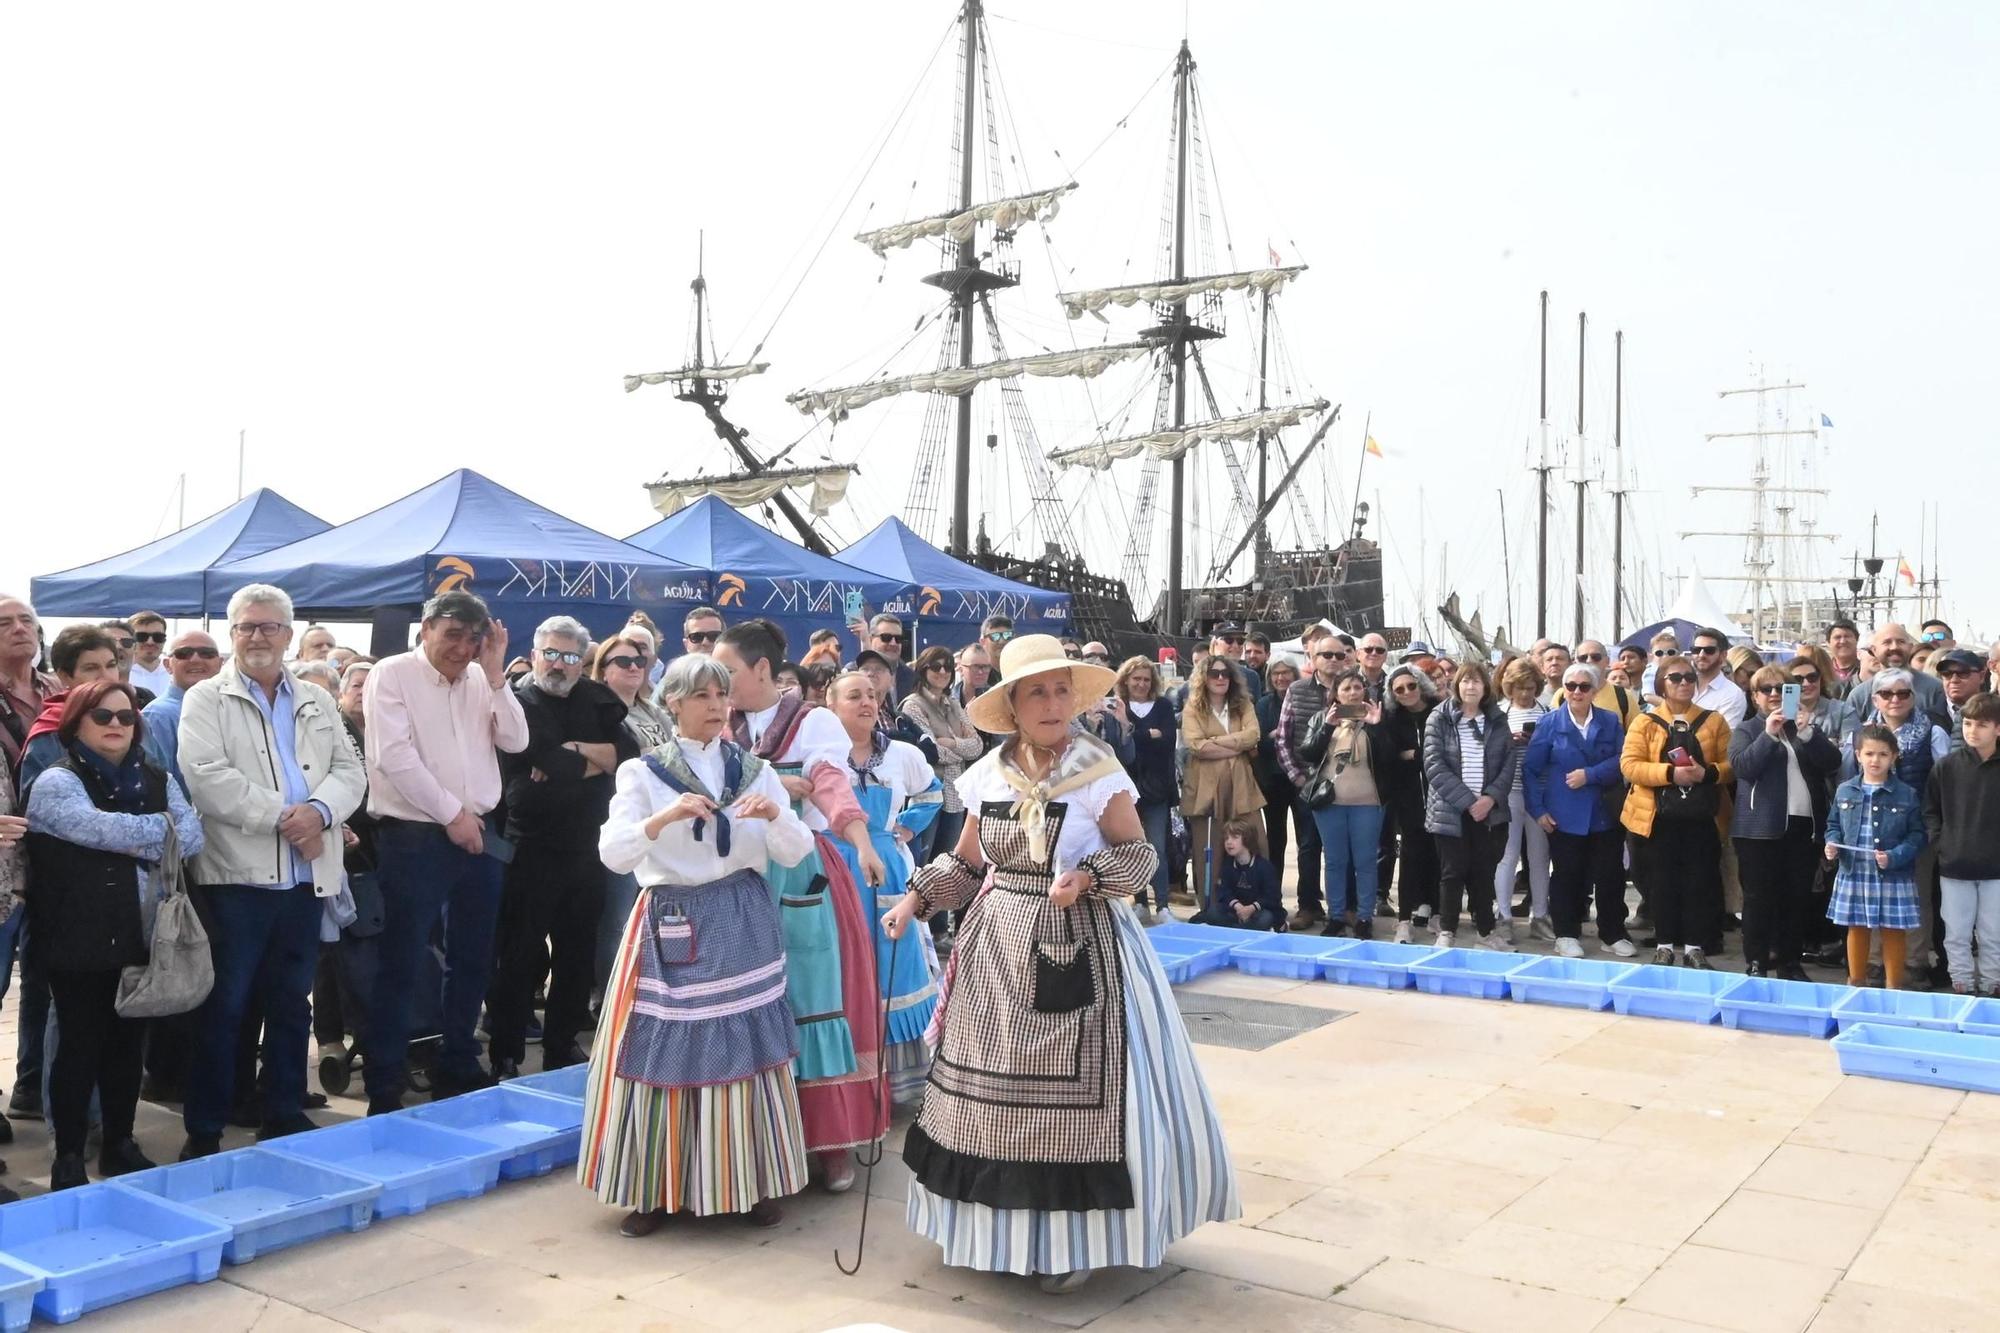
[1830,987,1973,1035]
[1318,939,1432,990]
[0,1184,228,1324]
[1959,996,2000,1038]
[1606,964,1737,1024]
[1506,956,1636,1011]
[1715,976,1850,1039]
[1228,933,1349,980]
[263,1117,507,1219]
[1146,921,1252,949]
[411,1084,586,1180]
[1408,948,1531,1000]
[510,1062,588,1103]
[0,1257,42,1333]
[1153,942,1237,985]
[1833,1022,2000,1095]
[110,1148,379,1265]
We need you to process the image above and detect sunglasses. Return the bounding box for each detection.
[1690,645,1723,656]
[1206,667,1233,678]
[602,654,646,671]
[1653,648,1675,657]
[170,646,220,661]
[537,648,583,665]
[1875,688,1914,700]
[1941,667,1977,679]
[1361,645,1387,655]
[926,661,952,672]
[1562,681,1595,693]
[1789,670,1820,683]
[1755,684,1784,696]
[1392,682,1420,693]
[1921,631,1948,643]
[1576,652,1606,663]
[987,630,1014,642]
[1218,635,1244,646]
[874,632,906,644]
[1084,654,1109,664]
[1661,671,1697,685]
[1312,649,1341,660]
[88,708,137,727]
[133,631,168,645]
[685,630,721,645]
[233,622,287,639]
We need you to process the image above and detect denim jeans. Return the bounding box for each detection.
[1136,800,1173,910]
[365,821,503,1098]
[185,883,323,1138]
[1314,803,1386,918]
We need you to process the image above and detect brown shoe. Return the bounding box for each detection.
[619,1208,669,1238]
[743,1199,784,1228]
[1288,907,1324,931]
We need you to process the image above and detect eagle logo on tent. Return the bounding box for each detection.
[434,556,475,594]
[919,585,941,615]
[717,572,747,607]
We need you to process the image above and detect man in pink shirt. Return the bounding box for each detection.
[361,591,528,1113]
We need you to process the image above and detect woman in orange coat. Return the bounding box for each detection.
[1620,655,1734,969]
[1180,658,1265,911]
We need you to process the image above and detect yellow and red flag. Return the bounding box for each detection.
[1365,435,1384,458]
[1897,556,1916,586]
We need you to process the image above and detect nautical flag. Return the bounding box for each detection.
[1898,555,1916,586]
[1821,413,1834,428]
[1365,435,1384,458]
[1268,242,1282,267]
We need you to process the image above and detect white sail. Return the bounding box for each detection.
[786,342,1150,417]
[623,362,770,393]
[1048,399,1330,470]
[1057,265,1306,322]
[855,183,1077,257]
[646,465,855,518]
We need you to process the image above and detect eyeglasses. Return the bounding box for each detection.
[1921,631,1948,643]
[603,654,646,671]
[1563,681,1595,693]
[1576,652,1605,663]
[1661,671,1697,685]
[1690,645,1723,656]
[874,632,906,645]
[1754,684,1784,696]
[1653,648,1674,657]
[987,630,1014,643]
[87,708,137,727]
[133,631,167,645]
[685,630,721,645]
[1361,645,1387,655]
[1790,670,1820,683]
[1218,635,1244,646]
[233,622,287,639]
[170,646,220,661]
[1875,688,1914,700]
[537,648,583,666]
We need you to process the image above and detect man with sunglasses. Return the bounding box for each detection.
[488,617,635,1081]
[860,613,917,704]
[1687,627,1748,727]
[1355,632,1393,703]
[1275,625,1346,927]
[1919,620,1957,656]
[125,612,172,697]
[681,606,724,658]
[1937,649,1987,749]
[979,613,1014,665]
[1210,622,1263,701]
[176,584,367,1158]
[138,631,221,791]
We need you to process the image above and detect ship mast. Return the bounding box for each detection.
[1535,290,1551,639]
[1611,330,1626,639]
[946,0,985,555]
[1254,285,1271,578]
[1573,310,1587,643]
[1164,39,1197,633]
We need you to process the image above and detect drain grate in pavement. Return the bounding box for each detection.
[1173,992,1351,1051]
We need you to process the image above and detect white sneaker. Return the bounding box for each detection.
[1605,937,1637,958]
[822,1155,857,1194]
[1530,916,1557,942]
[1434,931,1455,949]
[1393,921,1412,945]
[1497,918,1518,943]
[1412,904,1433,926]
[1555,937,1585,959]
[1480,931,1517,952]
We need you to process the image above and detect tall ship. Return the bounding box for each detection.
[627,2,1386,652]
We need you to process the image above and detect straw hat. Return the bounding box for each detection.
[966,633,1118,734]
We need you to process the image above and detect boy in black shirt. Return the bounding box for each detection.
[1191,818,1284,930]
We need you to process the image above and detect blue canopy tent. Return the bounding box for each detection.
[626,496,911,656]
[836,517,1072,650]
[31,488,330,617]
[205,469,709,647]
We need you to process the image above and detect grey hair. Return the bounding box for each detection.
[0,593,35,619]
[226,583,294,625]
[1562,662,1602,690]
[291,660,340,690]
[609,623,656,654]
[535,615,590,647]
[656,653,732,707]
[339,660,374,690]
[1871,668,1915,698]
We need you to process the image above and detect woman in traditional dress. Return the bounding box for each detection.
[582,654,812,1236]
[882,634,1240,1294]
[822,671,941,1104]
[716,619,889,1195]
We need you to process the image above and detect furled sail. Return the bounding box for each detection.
[786,342,1150,417]
[623,362,770,393]
[645,464,856,519]
[854,183,1077,257]
[1057,265,1306,321]
[1047,399,1330,470]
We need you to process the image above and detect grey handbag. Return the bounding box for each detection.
[115,817,215,1018]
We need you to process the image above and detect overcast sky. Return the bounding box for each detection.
[5,2,1994,646]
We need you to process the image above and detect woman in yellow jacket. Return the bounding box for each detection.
[1620,655,1734,969]
[1181,657,1266,912]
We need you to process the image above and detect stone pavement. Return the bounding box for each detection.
[2,962,1997,1332]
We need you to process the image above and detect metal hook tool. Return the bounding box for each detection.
[836,927,901,1276]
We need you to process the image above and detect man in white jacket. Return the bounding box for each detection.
[177,584,365,1159]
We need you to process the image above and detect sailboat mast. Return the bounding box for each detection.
[1253,285,1271,578]
[947,0,983,556]
[1612,330,1625,640]
[1573,310,1587,643]
[1164,38,1194,634]
[1535,290,1550,639]
[691,232,707,373]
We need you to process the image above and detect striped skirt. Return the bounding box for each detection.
[905,900,1239,1274]
[577,888,809,1215]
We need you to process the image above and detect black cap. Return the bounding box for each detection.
[1936,648,1984,673]
[1213,621,1246,636]
[853,649,893,673]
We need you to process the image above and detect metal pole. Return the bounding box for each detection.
[948,0,982,556]
[1253,286,1270,578]
[1612,330,1625,640]
[1498,488,1515,636]
[1536,291,1549,638]
[1165,40,1194,634]
[1574,310,1587,643]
